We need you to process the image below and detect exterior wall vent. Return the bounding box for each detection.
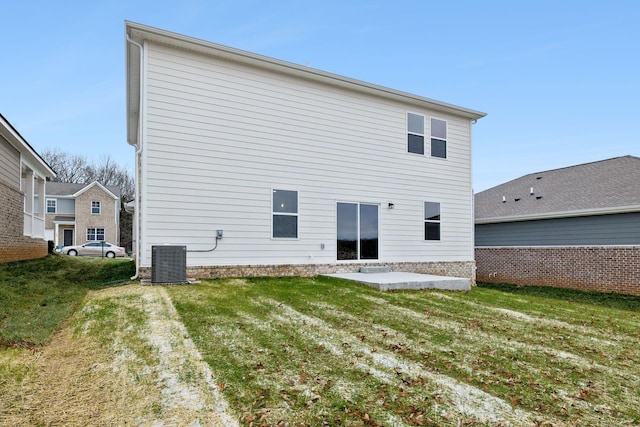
[151,245,187,284]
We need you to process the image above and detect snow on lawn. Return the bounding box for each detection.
[260,297,535,425]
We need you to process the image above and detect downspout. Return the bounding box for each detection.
[127,34,145,280]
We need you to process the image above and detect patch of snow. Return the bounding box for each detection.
[261,297,534,425]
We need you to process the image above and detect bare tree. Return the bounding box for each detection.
[41,148,91,183]
[85,155,135,202]
[41,150,134,202]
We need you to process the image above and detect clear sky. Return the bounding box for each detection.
[2,0,638,192]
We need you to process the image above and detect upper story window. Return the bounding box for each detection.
[424,201,441,241]
[46,199,57,213]
[91,201,101,215]
[407,113,425,155]
[430,118,447,159]
[272,189,298,239]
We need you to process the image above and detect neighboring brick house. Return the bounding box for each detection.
[45,181,121,247]
[0,114,56,263]
[475,156,640,295]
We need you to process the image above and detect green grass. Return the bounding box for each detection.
[0,255,135,345]
[167,277,640,426]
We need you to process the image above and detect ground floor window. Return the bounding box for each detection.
[424,201,441,240]
[272,189,298,238]
[337,202,379,260]
[87,227,105,241]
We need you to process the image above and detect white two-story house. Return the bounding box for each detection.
[125,22,486,280]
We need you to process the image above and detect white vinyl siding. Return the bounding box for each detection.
[0,137,20,189]
[139,42,475,267]
[57,198,75,214]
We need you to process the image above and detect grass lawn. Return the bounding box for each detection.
[1,258,639,426]
[0,255,135,345]
[168,277,640,426]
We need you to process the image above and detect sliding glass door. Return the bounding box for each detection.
[337,202,378,260]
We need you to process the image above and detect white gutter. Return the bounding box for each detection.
[126,33,144,280]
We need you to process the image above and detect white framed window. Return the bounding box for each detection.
[407,112,425,155]
[46,198,57,213]
[424,201,441,241]
[272,189,298,239]
[87,227,105,241]
[430,118,447,159]
[91,201,101,215]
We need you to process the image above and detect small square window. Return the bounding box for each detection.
[408,134,424,155]
[46,199,57,214]
[431,138,446,159]
[91,201,101,215]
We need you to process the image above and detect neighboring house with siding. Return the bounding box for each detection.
[125,22,486,280]
[475,155,640,295]
[45,181,121,247]
[0,114,56,263]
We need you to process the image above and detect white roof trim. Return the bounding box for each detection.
[72,181,119,200]
[125,21,486,147]
[475,205,640,224]
[0,114,56,179]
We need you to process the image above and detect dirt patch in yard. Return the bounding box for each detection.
[0,284,237,426]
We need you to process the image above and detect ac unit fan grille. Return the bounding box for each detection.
[151,245,187,284]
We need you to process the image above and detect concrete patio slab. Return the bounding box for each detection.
[323,271,471,291]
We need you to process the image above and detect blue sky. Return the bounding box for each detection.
[2,0,638,191]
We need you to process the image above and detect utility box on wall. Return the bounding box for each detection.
[151,245,187,284]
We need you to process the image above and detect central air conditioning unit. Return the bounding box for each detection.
[151,245,187,284]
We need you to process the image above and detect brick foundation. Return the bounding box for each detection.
[139,261,476,284]
[0,182,48,263]
[475,246,640,296]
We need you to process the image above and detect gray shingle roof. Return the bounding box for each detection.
[475,155,640,222]
[46,181,121,198]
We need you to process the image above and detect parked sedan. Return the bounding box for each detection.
[61,242,126,258]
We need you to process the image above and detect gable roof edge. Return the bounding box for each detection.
[72,181,119,200]
[125,21,486,124]
[476,204,640,224]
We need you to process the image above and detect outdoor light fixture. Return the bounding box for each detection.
[388,202,395,209]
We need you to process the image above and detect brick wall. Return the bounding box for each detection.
[75,186,119,244]
[476,246,640,296]
[139,261,476,283]
[0,182,48,263]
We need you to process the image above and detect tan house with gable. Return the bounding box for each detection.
[45,181,121,247]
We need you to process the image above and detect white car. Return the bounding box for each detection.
[61,242,126,258]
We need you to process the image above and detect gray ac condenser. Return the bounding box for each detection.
[151,245,187,284]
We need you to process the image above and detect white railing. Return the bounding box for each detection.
[23,212,32,236]
[33,216,45,238]
[22,213,46,239]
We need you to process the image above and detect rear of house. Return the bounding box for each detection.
[475,156,640,295]
[0,114,56,262]
[125,22,485,280]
